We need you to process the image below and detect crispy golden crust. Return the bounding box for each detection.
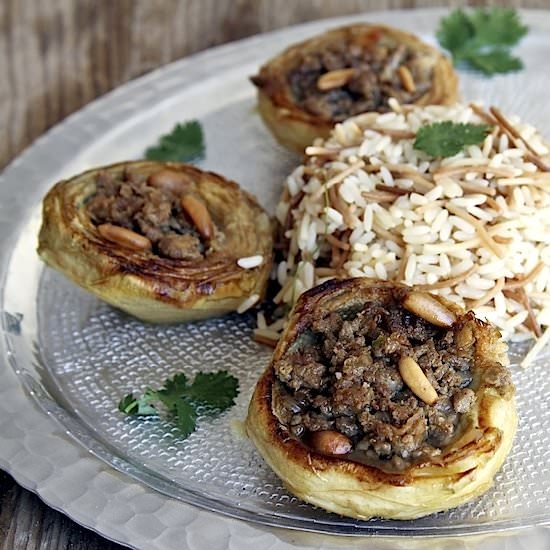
[38,161,273,322]
[246,279,516,520]
[252,23,459,153]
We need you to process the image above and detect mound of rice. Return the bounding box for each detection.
[262,100,550,352]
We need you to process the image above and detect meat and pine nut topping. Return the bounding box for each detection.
[86,167,220,260]
[272,285,512,472]
[287,38,435,121]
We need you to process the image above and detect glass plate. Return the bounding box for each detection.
[2,8,550,539]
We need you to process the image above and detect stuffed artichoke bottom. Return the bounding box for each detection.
[247,278,516,520]
[251,23,459,153]
[38,161,273,322]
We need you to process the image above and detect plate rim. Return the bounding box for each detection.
[2,7,550,549]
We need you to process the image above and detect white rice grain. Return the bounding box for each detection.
[237,255,264,269]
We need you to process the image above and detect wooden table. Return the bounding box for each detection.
[0,0,545,547]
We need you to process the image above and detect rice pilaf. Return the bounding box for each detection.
[261,101,550,362]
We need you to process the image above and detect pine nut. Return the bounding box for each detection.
[97,223,152,251]
[180,194,214,240]
[148,169,193,194]
[398,356,438,405]
[317,68,356,91]
[309,430,352,456]
[398,65,416,93]
[403,291,457,327]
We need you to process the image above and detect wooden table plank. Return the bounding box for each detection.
[0,0,546,548]
[0,471,124,549]
[1,0,548,170]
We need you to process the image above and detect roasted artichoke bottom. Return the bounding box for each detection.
[246,279,517,520]
[253,23,459,153]
[38,161,273,323]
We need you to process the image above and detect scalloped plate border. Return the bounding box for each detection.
[1,8,550,550]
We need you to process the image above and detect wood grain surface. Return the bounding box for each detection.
[0,0,546,548]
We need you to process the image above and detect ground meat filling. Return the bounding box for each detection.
[86,168,216,260]
[287,40,435,121]
[273,294,497,472]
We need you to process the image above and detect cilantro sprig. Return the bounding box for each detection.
[118,371,239,438]
[437,8,528,76]
[145,120,205,163]
[414,121,492,158]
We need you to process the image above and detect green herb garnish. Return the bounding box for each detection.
[414,121,492,158]
[437,8,528,75]
[145,120,205,163]
[118,370,239,438]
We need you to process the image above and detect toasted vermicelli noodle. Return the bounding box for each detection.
[260,102,550,358]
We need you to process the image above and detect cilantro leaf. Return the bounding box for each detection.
[118,370,239,438]
[468,8,527,48]
[145,121,205,163]
[118,393,157,416]
[185,371,239,409]
[174,399,197,438]
[414,122,492,158]
[436,9,474,56]
[155,373,189,411]
[437,8,527,76]
[465,50,523,76]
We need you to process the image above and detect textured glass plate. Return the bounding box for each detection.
[2,8,550,542]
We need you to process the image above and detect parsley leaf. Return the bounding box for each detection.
[117,370,239,438]
[414,122,492,158]
[437,8,527,76]
[145,121,205,163]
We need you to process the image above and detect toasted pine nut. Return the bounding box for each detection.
[403,291,456,328]
[398,356,438,405]
[398,65,416,93]
[180,194,214,240]
[97,223,152,251]
[317,68,356,91]
[148,169,193,194]
[309,430,352,456]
